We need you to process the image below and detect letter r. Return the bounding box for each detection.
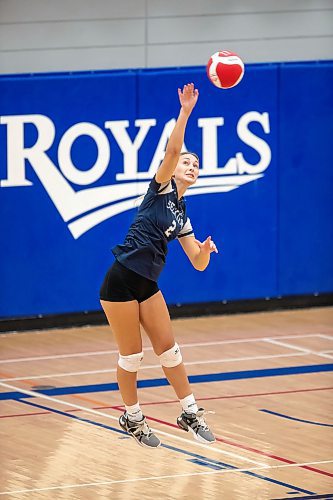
[0,114,55,187]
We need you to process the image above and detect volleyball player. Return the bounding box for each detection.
[100,83,218,448]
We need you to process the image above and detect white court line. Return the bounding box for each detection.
[0,334,327,364]
[318,352,333,359]
[0,348,121,363]
[0,460,332,496]
[0,352,307,382]
[0,381,265,467]
[317,334,333,340]
[264,339,312,353]
[271,333,332,340]
[265,338,333,360]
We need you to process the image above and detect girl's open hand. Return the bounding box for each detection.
[194,236,218,254]
[178,83,199,115]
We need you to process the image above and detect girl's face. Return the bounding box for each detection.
[174,154,199,186]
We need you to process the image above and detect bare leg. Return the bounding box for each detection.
[139,291,192,399]
[140,292,215,444]
[100,300,141,406]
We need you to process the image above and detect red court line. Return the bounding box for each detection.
[1,386,332,419]
[0,411,48,418]
[137,386,333,406]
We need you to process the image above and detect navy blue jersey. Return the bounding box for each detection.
[112,176,194,281]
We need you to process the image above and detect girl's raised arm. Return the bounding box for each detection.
[155,83,199,184]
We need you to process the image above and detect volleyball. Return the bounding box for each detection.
[206,50,244,89]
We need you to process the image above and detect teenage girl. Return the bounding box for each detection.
[100,83,218,448]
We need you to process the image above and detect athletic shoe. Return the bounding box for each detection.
[177,408,216,444]
[119,413,161,448]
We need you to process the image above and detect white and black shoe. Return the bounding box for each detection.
[119,413,161,448]
[177,408,216,444]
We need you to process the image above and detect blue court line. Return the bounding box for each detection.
[272,494,333,500]
[19,399,126,435]
[17,399,314,495]
[260,409,333,428]
[187,459,314,495]
[1,363,332,401]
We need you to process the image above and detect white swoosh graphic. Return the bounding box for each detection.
[67,174,263,238]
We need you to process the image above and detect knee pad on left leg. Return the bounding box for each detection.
[159,343,182,368]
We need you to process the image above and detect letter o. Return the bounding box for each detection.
[58,123,110,185]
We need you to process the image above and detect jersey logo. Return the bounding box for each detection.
[165,220,177,237]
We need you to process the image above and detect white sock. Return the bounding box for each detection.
[180,393,198,414]
[125,402,143,422]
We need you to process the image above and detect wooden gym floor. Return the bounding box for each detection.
[0,307,332,499]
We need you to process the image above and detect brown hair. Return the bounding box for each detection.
[134,151,199,206]
[179,151,199,162]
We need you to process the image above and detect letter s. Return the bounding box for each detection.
[236,111,271,174]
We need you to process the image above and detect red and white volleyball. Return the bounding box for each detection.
[206,50,244,89]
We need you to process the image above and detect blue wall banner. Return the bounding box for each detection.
[0,62,332,318]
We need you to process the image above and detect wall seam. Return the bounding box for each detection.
[2,35,333,55]
[144,0,148,68]
[1,8,333,25]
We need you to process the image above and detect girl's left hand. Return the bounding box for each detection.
[194,236,219,254]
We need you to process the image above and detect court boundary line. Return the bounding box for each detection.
[0,460,331,496]
[318,334,333,341]
[0,351,309,381]
[1,333,331,364]
[1,363,332,401]
[1,386,332,419]
[265,338,333,360]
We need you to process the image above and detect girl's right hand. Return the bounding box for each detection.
[178,83,199,115]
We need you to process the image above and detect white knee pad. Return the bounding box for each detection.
[159,343,182,368]
[118,352,143,372]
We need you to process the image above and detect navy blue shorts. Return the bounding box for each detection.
[100,260,159,303]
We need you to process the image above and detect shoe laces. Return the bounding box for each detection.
[196,409,215,431]
[132,418,151,437]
